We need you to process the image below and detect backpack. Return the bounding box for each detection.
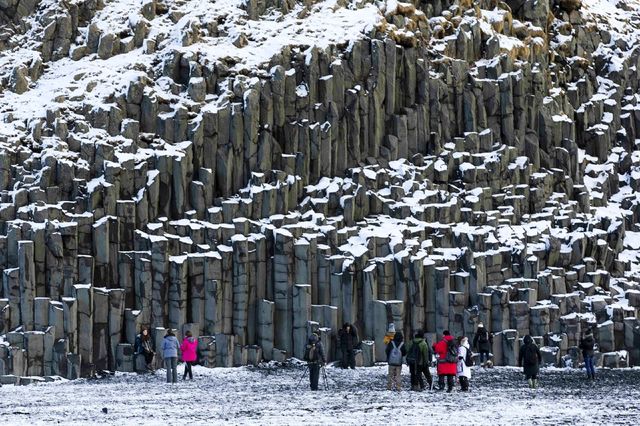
[388,341,404,366]
[523,344,538,365]
[303,342,317,362]
[464,346,474,367]
[445,339,458,363]
[406,341,421,366]
[478,330,489,344]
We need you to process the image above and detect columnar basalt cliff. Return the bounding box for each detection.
[1,0,640,382]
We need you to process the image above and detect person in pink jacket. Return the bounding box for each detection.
[180,330,198,380]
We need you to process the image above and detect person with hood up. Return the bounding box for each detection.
[162,329,180,383]
[134,327,155,371]
[180,330,198,380]
[457,336,472,391]
[519,335,542,389]
[405,330,433,391]
[433,330,457,392]
[580,329,596,380]
[472,323,492,367]
[383,323,396,346]
[338,322,359,369]
[385,331,406,391]
[304,332,326,391]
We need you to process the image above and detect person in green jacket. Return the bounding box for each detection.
[406,330,433,391]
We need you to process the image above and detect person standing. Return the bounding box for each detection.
[457,336,472,391]
[406,330,432,391]
[519,335,542,389]
[180,330,198,380]
[472,323,492,368]
[433,330,457,392]
[385,331,406,391]
[304,333,326,391]
[338,322,359,369]
[580,329,596,380]
[162,329,180,383]
[134,327,155,371]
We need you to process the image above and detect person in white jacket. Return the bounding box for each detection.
[457,336,472,391]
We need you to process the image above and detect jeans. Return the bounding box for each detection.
[183,361,194,380]
[584,355,595,377]
[165,357,178,383]
[479,351,490,364]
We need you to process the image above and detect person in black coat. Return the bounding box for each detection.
[306,333,326,391]
[472,323,492,367]
[519,335,542,389]
[134,327,155,371]
[338,322,359,369]
[580,330,596,380]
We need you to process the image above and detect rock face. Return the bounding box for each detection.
[1,0,640,380]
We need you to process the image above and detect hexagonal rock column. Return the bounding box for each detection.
[293,284,311,360]
[108,289,125,371]
[93,287,110,371]
[168,255,188,331]
[19,240,36,331]
[257,299,274,361]
[73,284,93,376]
[232,235,249,345]
[273,229,294,354]
[24,330,45,376]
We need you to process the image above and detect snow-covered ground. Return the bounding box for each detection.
[2,364,639,424]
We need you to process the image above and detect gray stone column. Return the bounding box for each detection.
[93,287,109,371]
[2,267,20,331]
[362,264,378,340]
[257,299,274,361]
[435,266,450,333]
[293,284,311,360]
[168,255,188,331]
[73,284,93,376]
[19,240,36,330]
[273,229,293,354]
[232,236,249,344]
[108,288,125,371]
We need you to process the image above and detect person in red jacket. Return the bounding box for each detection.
[433,330,457,392]
[180,330,198,380]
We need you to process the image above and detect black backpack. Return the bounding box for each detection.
[445,339,458,363]
[478,330,489,343]
[406,341,421,366]
[464,347,474,367]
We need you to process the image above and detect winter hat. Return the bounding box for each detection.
[477,323,484,328]
[388,323,396,333]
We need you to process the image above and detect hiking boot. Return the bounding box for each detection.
[528,379,534,389]
[533,379,538,389]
